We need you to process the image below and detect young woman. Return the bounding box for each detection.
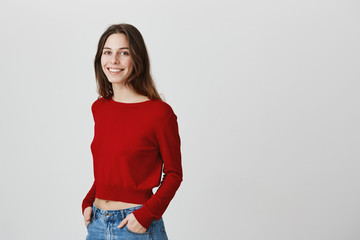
[81,23,183,239]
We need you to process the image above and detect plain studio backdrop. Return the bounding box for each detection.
[0,0,359,239]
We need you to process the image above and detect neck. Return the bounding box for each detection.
[112,82,138,101]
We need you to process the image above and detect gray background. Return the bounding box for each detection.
[0,0,359,239]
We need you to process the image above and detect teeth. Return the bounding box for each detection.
[109,68,122,72]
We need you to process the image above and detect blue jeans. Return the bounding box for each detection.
[86,203,168,240]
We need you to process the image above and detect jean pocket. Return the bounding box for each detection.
[86,214,94,229]
[125,224,151,236]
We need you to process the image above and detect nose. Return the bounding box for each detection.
[110,54,120,64]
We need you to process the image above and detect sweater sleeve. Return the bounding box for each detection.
[81,180,96,215]
[132,112,183,229]
[81,100,97,215]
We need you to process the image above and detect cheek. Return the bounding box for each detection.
[126,59,134,69]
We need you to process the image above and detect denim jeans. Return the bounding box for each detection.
[86,203,168,240]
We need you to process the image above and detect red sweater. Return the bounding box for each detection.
[81,97,183,229]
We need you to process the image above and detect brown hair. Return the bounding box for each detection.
[94,23,163,101]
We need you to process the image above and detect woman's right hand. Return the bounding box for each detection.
[83,206,93,227]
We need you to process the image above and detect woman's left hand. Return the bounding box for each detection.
[117,213,147,233]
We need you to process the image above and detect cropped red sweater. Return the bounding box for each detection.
[81,97,183,229]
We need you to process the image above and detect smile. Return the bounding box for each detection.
[107,68,124,73]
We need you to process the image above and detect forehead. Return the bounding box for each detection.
[104,33,129,48]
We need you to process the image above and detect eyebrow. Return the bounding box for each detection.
[103,47,129,50]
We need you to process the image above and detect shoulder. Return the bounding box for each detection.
[91,96,108,111]
[150,99,177,119]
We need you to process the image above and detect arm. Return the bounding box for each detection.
[81,100,98,215]
[82,180,96,215]
[132,112,183,229]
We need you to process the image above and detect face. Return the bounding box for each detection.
[101,33,134,84]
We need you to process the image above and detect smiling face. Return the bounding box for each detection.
[101,33,134,84]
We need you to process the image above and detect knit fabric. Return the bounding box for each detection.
[81,97,183,229]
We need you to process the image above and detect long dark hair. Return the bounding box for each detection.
[94,23,163,101]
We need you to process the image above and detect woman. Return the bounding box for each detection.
[81,23,183,239]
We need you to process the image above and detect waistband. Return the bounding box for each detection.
[91,202,143,221]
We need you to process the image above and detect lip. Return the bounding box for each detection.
[107,67,124,74]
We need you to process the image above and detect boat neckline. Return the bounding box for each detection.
[110,97,154,105]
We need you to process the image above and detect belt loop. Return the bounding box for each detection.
[121,209,125,219]
[93,204,97,220]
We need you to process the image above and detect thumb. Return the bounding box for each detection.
[117,217,128,228]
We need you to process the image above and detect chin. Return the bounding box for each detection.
[108,78,126,84]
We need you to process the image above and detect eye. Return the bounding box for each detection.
[103,51,111,55]
[120,51,129,56]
